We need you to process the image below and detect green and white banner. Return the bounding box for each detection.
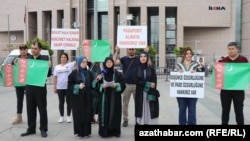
[81,39,110,62]
[211,62,250,90]
[1,58,49,87]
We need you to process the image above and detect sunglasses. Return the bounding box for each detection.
[128,49,135,51]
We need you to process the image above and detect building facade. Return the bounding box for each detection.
[242,0,250,55]
[0,0,248,67]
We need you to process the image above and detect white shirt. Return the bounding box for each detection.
[53,61,75,89]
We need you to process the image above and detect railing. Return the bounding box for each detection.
[155,67,168,79]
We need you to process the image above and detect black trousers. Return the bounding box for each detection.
[25,85,48,132]
[15,86,25,114]
[220,90,245,125]
[57,89,71,116]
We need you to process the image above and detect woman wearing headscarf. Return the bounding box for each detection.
[97,57,126,138]
[134,51,159,125]
[68,56,93,138]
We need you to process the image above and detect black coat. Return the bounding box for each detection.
[68,69,93,136]
[134,66,159,119]
[97,70,126,137]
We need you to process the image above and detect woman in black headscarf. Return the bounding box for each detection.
[68,56,93,138]
[134,51,159,125]
[97,57,126,138]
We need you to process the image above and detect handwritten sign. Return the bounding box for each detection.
[51,28,79,50]
[117,25,147,48]
[169,72,205,98]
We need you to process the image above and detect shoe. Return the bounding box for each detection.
[12,114,23,125]
[122,121,128,127]
[20,131,36,137]
[58,117,64,123]
[41,130,47,137]
[115,134,121,137]
[85,135,91,138]
[78,136,83,139]
[66,116,71,123]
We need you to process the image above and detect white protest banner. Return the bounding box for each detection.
[169,72,205,98]
[51,28,79,50]
[117,25,147,48]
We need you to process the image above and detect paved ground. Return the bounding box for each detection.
[0,75,249,141]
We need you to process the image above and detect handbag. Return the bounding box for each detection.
[155,89,160,97]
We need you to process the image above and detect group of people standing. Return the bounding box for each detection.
[174,41,247,125]
[10,41,247,139]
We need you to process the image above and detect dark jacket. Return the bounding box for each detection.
[68,69,93,135]
[134,66,159,118]
[97,70,126,136]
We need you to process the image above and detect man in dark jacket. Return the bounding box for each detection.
[20,41,52,138]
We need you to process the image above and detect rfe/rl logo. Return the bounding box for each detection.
[209,5,226,10]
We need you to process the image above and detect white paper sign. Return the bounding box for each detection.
[169,72,205,98]
[117,25,147,48]
[51,28,79,50]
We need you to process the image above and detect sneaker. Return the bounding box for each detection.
[58,117,64,123]
[66,116,71,123]
[122,121,128,127]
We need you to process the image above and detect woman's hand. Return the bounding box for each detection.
[79,83,85,89]
[96,74,103,81]
[54,88,57,94]
[151,82,156,88]
[111,83,116,88]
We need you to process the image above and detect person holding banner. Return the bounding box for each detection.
[113,46,150,127]
[21,41,52,138]
[68,56,93,138]
[197,57,205,72]
[219,42,248,125]
[12,44,31,125]
[134,51,159,125]
[175,48,199,125]
[53,52,76,123]
[97,57,126,138]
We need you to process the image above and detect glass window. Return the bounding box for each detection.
[166,17,175,25]
[98,13,108,40]
[166,44,175,54]
[166,31,175,39]
[148,7,159,52]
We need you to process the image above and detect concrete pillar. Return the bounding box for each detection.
[118,0,128,57]
[159,5,166,68]
[176,25,184,47]
[37,11,43,38]
[108,0,115,52]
